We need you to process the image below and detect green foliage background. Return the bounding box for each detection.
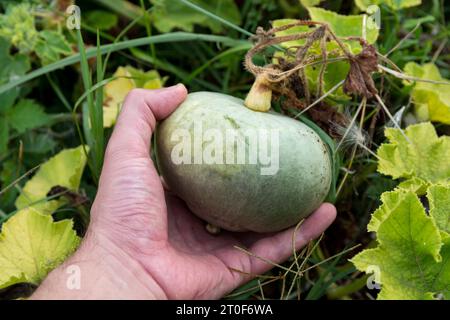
[0,0,449,300]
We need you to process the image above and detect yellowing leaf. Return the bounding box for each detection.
[103,67,135,128]
[308,7,379,47]
[351,190,450,300]
[143,78,164,89]
[126,68,164,88]
[404,62,450,124]
[273,9,378,58]
[273,9,379,102]
[299,0,322,7]
[428,185,450,234]
[15,146,88,214]
[396,176,428,195]
[355,0,421,11]
[103,66,166,128]
[357,121,450,300]
[0,209,80,289]
[272,19,310,47]
[368,190,404,232]
[377,122,450,190]
[0,3,39,54]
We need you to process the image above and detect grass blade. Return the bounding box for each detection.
[76,29,102,182]
[0,33,247,95]
[95,31,105,173]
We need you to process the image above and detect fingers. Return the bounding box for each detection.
[91,85,187,244]
[243,203,337,277]
[105,84,188,160]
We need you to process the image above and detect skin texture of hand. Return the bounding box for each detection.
[32,85,336,300]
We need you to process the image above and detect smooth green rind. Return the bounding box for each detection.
[0,209,80,289]
[156,92,332,232]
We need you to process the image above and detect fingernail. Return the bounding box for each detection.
[172,83,188,94]
[166,83,184,90]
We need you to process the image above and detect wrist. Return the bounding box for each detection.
[31,229,167,300]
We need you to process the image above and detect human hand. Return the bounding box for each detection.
[32,85,336,300]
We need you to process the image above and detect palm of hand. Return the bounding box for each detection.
[152,191,279,300]
[95,155,335,299]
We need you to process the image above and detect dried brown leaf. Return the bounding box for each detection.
[343,41,378,98]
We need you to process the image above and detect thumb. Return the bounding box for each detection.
[91,85,187,243]
[106,84,188,159]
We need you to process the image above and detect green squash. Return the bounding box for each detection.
[155,92,332,232]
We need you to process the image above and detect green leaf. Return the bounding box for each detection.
[15,146,88,214]
[428,185,450,234]
[0,37,31,87]
[355,0,421,11]
[377,122,450,189]
[403,62,450,125]
[351,190,450,300]
[0,159,18,209]
[0,208,80,289]
[22,132,57,154]
[149,0,241,33]
[35,30,72,65]
[0,3,39,53]
[0,117,8,155]
[0,3,72,66]
[0,89,19,114]
[403,15,435,29]
[39,31,72,55]
[85,10,119,30]
[7,99,52,134]
[304,58,350,101]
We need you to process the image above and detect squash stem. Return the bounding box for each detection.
[244,74,272,112]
